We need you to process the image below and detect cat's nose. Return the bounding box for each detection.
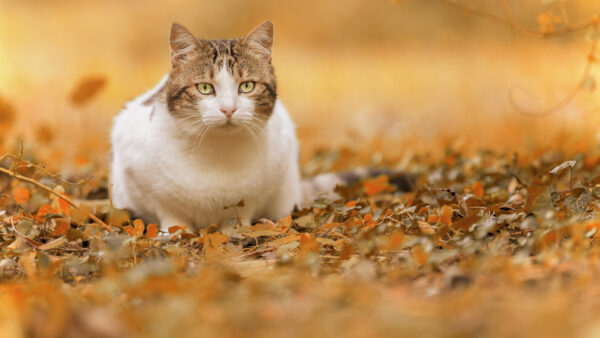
[220,107,237,118]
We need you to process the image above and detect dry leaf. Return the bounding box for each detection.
[13,187,30,204]
[133,219,144,237]
[146,223,159,238]
[70,76,107,105]
[472,181,484,198]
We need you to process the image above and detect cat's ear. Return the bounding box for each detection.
[170,23,201,66]
[243,21,273,61]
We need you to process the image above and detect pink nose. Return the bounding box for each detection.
[220,107,237,118]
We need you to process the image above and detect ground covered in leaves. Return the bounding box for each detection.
[2,149,600,337]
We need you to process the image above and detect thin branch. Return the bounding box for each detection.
[0,166,113,232]
[441,0,597,38]
[438,0,600,117]
[559,1,570,26]
[1,153,90,186]
[500,0,518,30]
[508,32,598,117]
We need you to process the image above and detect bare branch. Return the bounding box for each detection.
[0,166,113,232]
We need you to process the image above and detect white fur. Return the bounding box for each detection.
[110,74,302,231]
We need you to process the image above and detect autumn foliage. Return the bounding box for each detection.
[3,0,600,337]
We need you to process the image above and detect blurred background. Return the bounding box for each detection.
[1,0,600,174]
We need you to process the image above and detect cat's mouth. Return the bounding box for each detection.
[222,120,237,128]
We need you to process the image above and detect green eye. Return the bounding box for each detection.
[197,83,213,95]
[239,81,255,93]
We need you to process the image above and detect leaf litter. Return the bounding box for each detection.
[1,149,600,337]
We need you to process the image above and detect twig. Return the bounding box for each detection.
[235,246,276,260]
[1,153,90,186]
[437,0,599,117]
[508,33,598,117]
[0,166,113,232]
[441,0,597,38]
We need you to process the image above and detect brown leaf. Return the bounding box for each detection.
[0,95,16,133]
[70,76,106,105]
[202,232,229,257]
[440,205,453,226]
[50,220,69,236]
[277,215,293,232]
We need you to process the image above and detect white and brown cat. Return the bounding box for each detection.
[110,21,413,231]
[111,21,304,231]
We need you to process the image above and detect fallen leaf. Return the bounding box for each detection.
[472,181,484,198]
[13,187,30,204]
[133,219,144,237]
[50,220,69,236]
[440,205,453,226]
[146,224,158,238]
[70,76,106,105]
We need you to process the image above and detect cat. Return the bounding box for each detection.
[111,21,302,231]
[110,21,415,232]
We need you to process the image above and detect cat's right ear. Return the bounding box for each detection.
[170,23,200,66]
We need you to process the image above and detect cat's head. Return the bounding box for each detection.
[165,21,276,137]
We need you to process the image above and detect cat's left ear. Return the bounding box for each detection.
[243,21,273,61]
[170,22,202,66]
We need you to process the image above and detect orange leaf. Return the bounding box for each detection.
[339,244,353,260]
[35,204,53,223]
[412,245,429,266]
[277,215,293,232]
[364,175,392,197]
[418,221,435,235]
[202,232,229,257]
[387,232,404,249]
[146,223,159,238]
[299,234,319,254]
[440,205,453,226]
[168,225,185,234]
[13,187,30,204]
[472,181,484,198]
[50,220,69,236]
[58,194,71,219]
[133,219,144,237]
[123,226,134,237]
[427,214,439,224]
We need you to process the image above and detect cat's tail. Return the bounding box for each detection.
[301,168,415,206]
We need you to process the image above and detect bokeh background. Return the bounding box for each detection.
[1,0,600,172]
[5,2,600,337]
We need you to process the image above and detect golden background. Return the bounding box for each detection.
[2,0,600,174]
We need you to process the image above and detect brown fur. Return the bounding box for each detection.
[151,22,277,119]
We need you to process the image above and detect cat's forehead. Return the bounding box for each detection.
[179,38,271,80]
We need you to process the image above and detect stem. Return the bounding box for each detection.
[0,166,113,232]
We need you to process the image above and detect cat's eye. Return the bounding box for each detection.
[239,81,255,93]
[197,83,214,95]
